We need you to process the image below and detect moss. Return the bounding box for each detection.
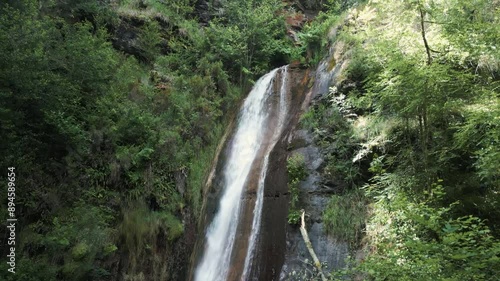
[287,154,308,225]
[71,242,90,260]
[327,55,337,71]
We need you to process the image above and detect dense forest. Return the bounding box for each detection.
[301,0,500,279]
[0,0,498,280]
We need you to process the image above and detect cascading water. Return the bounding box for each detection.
[241,65,288,280]
[194,66,290,281]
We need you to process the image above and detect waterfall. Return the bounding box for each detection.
[241,65,288,279]
[195,66,290,281]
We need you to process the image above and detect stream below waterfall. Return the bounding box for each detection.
[194,66,290,281]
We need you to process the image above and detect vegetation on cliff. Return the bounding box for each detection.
[0,0,295,279]
[0,0,498,280]
[301,0,499,280]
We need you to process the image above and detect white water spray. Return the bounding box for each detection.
[194,68,282,281]
[241,66,289,280]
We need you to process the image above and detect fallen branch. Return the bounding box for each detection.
[299,210,327,281]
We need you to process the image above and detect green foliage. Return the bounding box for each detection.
[71,242,90,260]
[299,104,323,129]
[287,154,307,225]
[303,102,362,187]
[288,210,302,225]
[307,0,499,279]
[357,182,500,281]
[2,0,496,280]
[138,20,162,62]
[288,154,308,182]
[454,97,500,187]
[149,0,292,90]
[323,188,367,247]
[187,123,226,217]
[294,12,341,66]
[288,0,361,67]
[11,205,114,280]
[437,0,499,74]
[340,0,499,198]
[121,203,183,248]
[0,0,263,279]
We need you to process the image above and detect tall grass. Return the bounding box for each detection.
[186,123,226,218]
[323,188,367,247]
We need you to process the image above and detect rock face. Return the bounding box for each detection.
[245,66,310,281]
[112,17,145,61]
[189,65,310,281]
[194,0,210,25]
[280,38,353,280]
[280,128,350,280]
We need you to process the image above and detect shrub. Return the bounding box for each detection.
[323,188,367,247]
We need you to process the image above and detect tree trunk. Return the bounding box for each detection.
[299,210,328,281]
[419,8,432,65]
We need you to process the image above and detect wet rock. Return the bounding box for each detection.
[280,28,353,280]
[294,146,321,171]
[298,130,313,144]
[112,18,145,60]
[174,168,187,197]
[289,129,314,149]
[194,0,210,25]
[309,222,350,270]
[248,67,311,281]
[281,129,350,280]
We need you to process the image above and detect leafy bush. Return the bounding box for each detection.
[304,102,362,187]
[358,182,500,281]
[295,12,341,66]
